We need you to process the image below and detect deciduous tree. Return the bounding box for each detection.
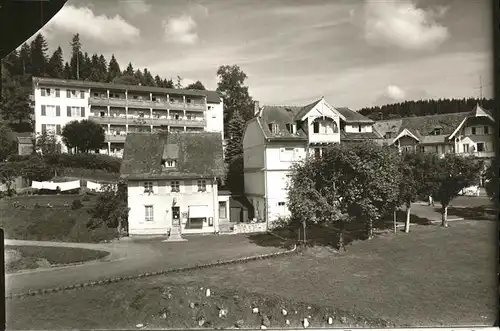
[216,65,254,135]
[36,131,61,156]
[88,181,129,236]
[0,121,17,162]
[484,163,496,201]
[430,154,483,227]
[61,120,105,153]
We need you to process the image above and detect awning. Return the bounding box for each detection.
[188,205,209,219]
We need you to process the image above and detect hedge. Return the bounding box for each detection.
[45,154,121,173]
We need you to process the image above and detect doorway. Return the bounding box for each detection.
[172,206,180,227]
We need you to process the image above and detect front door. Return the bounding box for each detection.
[172,207,180,227]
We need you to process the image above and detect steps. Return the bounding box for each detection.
[162,227,187,242]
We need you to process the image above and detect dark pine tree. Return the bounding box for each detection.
[81,52,92,80]
[47,46,64,78]
[29,33,49,77]
[97,55,108,82]
[86,54,101,81]
[124,62,134,75]
[3,50,22,77]
[18,43,31,76]
[163,78,174,88]
[69,33,83,80]
[154,75,162,87]
[224,110,246,193]
[186,80,206,90]
[143,69,155,87]
[134,69,144,85]
[63,62,72,79]
[107,54,121,82]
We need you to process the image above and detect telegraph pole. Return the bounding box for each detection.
[479,75,483,104]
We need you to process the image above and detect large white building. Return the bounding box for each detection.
[242,97,378,228]
[32,77,224,157]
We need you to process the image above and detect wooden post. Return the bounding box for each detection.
[393,209,397,233]
[303,220,307,245]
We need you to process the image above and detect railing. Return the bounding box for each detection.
[458,151,495,158]
[89,97,206,111]
[105,134,127,143]
[89,115,206,127]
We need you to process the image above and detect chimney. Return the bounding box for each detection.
[254,100,260,116]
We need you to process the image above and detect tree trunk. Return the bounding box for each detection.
[302,220,307,245]
[338,223,346,252]
[393,209,397,233]
[441,205,449,227]
[405,203,411,233]
[366,217,374,239]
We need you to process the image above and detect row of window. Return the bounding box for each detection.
[41,124,62,135]
[95,92,201,104]
[401,143,489,153]
[41,88,85,99]
[143,180,208,194]
[40,105,85,117]
[143,201,228,222]
[268,120,342,135]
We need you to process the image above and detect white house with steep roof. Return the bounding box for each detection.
[242,97,378,228]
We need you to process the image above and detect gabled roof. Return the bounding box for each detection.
[257,105,308,140]
[120,131,224,180]
[293,99,323,121]
[448,104,495,139]
[336,107,375,123]
[32,77,222,103]
[373,112,469,141]
[391,128,420,144]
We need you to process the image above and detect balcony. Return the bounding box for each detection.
[90,96,206,111]
[105,134,127,143]
[89,115,206,127]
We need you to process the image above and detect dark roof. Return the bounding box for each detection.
[373,112,469,140]
[340,131,381,140]
[120,131,224,180]
[293,99,322,120]
[32,77,221,103]
[336,107,375,123]
[258,105,308,140]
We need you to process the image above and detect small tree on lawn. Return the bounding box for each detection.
[430,154,484,227]
[88,181,129,237]
[19,155,54,183]
[321,142,401,241]
[62,119,105,153]
[484,163,496,201]
[398,152,440,233]
[0,162,20,196]
[36,131,61,156]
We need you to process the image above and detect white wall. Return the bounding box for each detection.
[34,85,91,152]
[127,178,219,235]
[243,120,266,197]
[206,101,224,140]
[344,124,373,133]
[265,145,307,171]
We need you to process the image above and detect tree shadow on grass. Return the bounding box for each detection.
[248,210,436,250]
[446,206,497,221]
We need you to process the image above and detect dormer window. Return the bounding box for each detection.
[285,123,296,134]
[161,159,177,168]
[144,181,154,194]
[430,127,443,135]
[197,179,207,192]
[268,123,279,134]
[385,132,393,139]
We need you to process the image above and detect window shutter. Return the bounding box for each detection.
[67,106,71,117]
[55,89,60,97]
[41,89,45,97]
[41,105,46,116]
[56,106,60,116]
[80,90,85,99]
[56,125,61,135]
[66,90,71,98]
[81,107,85,117]
[41,124,47,133]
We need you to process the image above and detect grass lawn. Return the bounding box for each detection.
[7,221,496,329]
[0,194,117,243]
[59,167,120,183]
[5,246,109,273]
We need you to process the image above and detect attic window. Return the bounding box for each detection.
[144,181,154,194]
[384,132,393,139]
[268,123,279,134]
[285,123,296,134]
[430,128,443,135]
[162,159,176,168]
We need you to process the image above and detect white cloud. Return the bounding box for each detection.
[123,0,151,16]
[386,85,406,100]
[364,1,449,50]
[43,5,140,45]
[162,15,198,45]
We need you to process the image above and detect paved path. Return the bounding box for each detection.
[5,234,285,296]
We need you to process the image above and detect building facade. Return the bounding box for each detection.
[120,131,226,237]
[242,97,378,227]
[32,77,224,157]
[372,104,495,162]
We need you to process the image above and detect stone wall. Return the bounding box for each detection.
[232,222,267,234]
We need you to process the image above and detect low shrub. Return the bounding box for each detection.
[45,153,121,173]
[82,195,91,202]
[71,199,83,210]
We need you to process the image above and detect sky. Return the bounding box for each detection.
[21,0,493,110]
